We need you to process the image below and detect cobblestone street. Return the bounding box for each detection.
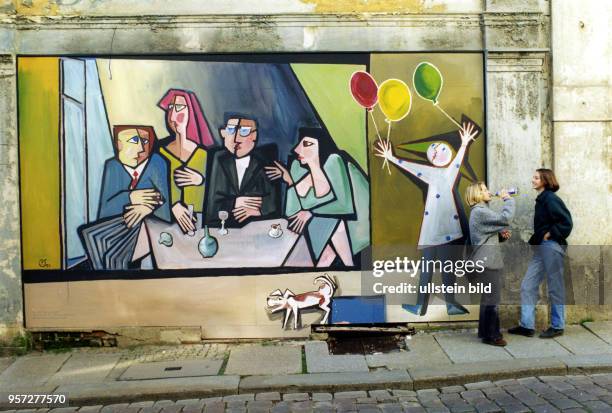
[3,373,612,413]
[2,326,612,410]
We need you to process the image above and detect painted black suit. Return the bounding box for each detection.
[204,146,280,228]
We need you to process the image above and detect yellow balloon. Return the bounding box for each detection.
[377,79,412,121]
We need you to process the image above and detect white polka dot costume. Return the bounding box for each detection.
[388,141,469,248]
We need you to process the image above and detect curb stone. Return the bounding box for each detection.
[239,371,412,394]
[2,356,612,407]
[408,358,569,390]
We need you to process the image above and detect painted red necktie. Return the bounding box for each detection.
[130,171,139,190]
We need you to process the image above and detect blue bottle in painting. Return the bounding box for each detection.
[198,226,218,258]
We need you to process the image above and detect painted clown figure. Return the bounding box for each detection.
[375,121,479,316]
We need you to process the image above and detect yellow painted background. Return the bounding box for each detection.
[369,53,485,257]
[18,57,62,270]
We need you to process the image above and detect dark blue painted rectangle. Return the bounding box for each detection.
[330,295,386,324]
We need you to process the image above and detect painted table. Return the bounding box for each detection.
[136,217,305,270]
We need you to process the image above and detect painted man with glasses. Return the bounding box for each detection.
[205,114,280,227]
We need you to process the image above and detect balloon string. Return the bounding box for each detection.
[383,119,391,175]
[369,109,382,141]
[386,119,391,141]
[369,110,389,173]
[434,103,461,128]
[370,110,390,175]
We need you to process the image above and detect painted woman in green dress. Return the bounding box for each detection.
[157,89,214,234]
[266,127,369,267]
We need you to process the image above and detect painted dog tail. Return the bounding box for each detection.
[314,273,337,293]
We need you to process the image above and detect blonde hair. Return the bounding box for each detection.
[465,181,488,207]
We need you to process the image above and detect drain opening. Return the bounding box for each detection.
[312,323,415,355]
[164,366,183,371]
[327,333,407,355]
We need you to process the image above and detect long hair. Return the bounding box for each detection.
[297,127,339,166]
[536,168,560,192]
[157,88,214,147]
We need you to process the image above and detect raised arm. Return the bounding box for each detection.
[374,139,436,184]
[472,197,516,236]
[446,121,478,181]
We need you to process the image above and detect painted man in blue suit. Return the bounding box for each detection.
[98,125,171,227]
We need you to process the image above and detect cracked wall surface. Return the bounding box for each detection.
[0,54,22,343]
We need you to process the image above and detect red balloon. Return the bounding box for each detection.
[350,71,378,109]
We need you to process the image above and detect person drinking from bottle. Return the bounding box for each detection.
[465,182,515,346]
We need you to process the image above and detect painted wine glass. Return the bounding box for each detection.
[218,210,229,235]
[186,204,195,237]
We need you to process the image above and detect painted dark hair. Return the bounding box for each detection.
[536,168,560,192]
[219,113,259,142]
[222,112,259,129]
[297,127,339,165]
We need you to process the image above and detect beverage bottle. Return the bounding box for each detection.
[495,187,519,197]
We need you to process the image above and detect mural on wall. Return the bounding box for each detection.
[19,56,371,274]
[358,61,483,316]
[266,274,337,329]
[18,53,484,325]
[367,54,485,318]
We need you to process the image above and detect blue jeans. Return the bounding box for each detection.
[519,240,566,330]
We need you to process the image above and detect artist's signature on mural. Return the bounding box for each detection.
[38,258,50,268]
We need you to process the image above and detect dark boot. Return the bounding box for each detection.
[539,327,564,338]
[482,337,507,347]
[508,325,535,337]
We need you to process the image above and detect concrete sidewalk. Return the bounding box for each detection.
[1,322,612,407]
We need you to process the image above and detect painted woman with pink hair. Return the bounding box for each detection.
[158,89,214,234]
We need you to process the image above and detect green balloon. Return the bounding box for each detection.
[413,62,443,104]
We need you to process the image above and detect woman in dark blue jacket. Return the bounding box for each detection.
[509,169,573,339]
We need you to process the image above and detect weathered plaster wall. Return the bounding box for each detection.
[3,0,607,340]
[551,0,611,246]
[0,54,21,344]
[549,0,611,322]
[12,0,475,16]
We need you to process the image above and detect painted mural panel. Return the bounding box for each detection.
[18,54,485,329]
[368,53,486,317]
